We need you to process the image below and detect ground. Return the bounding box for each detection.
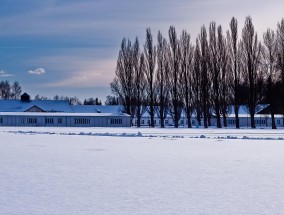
[0,127,284,215]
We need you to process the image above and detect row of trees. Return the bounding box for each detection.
[0,82,104,106]
[34,95,103,105]
[111,16,284,129]
[0,80,22,100]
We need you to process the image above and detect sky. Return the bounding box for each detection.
[0,0,284,102]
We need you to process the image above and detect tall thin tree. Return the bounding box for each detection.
[111,38,134,116]
[263,29,278,129]
[168,26,183,128]
[227,17,241,128]
[144,28,156,127]
[155,31,170,128]
[180,30,194,128]
[241,16,263,128]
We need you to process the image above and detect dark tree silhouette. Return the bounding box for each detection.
[241,16,263,128]
[192,39,202,126]
[133,37,147,127]
[199,25,210,128]
[155,31,170,128]
[208,22,222,128]
[111,38,134,116]
[144,28,156,127]
[276,19,284,117]
[227,17,241,128]
[262,28,278,129]
[168,26,183,128]
[180,30,194,128]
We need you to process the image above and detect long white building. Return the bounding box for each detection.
[0,93,131,127]
[132,105,284,128]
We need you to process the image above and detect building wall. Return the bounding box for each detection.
[133,115,284,128]
[0,115,131,127]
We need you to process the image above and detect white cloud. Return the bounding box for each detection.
[0,70,14,77]
[28,68,46,75]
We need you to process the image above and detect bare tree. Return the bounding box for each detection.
[133,37,147,127]
[208,22,222,128]
[111,38,134,116]
[227,17,241,128]
[263,29,278,129]
[276,19,284,117]
[168,26,183,128]
[105,95,120,105]
[192,39,202,126]
[10,81,22,99]
[241,16,263,128]
[155,31,170,128]
[199,25,210,128]
[180,30,194,128]
[217,25,230,127]
[144,28,156,127]
[0,80,11,100]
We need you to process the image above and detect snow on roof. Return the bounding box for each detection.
[0,100,73,112]
[0,112,130,117]
[71,105,123,114]
[226,104,270,117]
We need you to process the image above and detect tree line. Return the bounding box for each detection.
[0,80,22,100]
[0,81,105,105]
[111,16,284,129]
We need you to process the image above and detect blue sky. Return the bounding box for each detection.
[0,0,283,102]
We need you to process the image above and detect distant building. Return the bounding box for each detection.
[0,93,131,127]
[132,104,284,128]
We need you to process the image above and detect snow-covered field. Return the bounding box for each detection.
[1,127,284,215]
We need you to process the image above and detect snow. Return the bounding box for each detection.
[1,127,284,215]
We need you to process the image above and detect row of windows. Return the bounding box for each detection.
[45,118,63,124]
[74,118,90,124]
[22,118,37,124]
[137,119,196,125]
[255,119,266,125]
[110,119,122,124]
[227,119,235,125]
[45,118,54,124]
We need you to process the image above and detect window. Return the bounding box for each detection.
[27,118,37,124]
[110,118,122,124]
[255,119,266,125]
[45,118,54,124]
[192,120,195,125]
[180,120,184,124]
[277,119,281,125]
[0,118,3,124]
[58,118,62,124]
[154,120,156,125]
[165,120,169,125]
[142,120,144,124]
[227,119,235,125]
[74,118,91,125]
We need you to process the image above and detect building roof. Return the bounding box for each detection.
[0,112,129,117]
[71,105,123,114]
[0,100,73,112]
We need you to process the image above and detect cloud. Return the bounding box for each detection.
[45,58,116,88]
[0,70,14,77]
[28,68,46,75]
